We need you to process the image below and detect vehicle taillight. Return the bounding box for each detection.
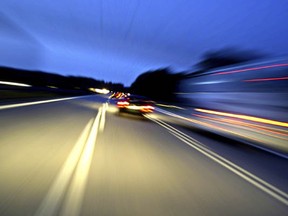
[141,105,154,112]
[117,101,129,107]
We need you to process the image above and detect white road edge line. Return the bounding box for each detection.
[145,115,288,206]
[155,118,288,199]
[60,107,102,216]
[155,107,288,159]
[34,118,94,216]
[0,95,90,110]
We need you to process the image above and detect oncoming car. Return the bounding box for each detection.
[116,95,155,115]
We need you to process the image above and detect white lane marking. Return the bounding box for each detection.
[34,118,94,216]
[145,115,288,206]
[0,96,89,110]
[60,108,102,216]
[99,103,107,132]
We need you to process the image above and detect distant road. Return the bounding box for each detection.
[0,95,287,216]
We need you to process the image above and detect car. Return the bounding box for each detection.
[116,95,155,115]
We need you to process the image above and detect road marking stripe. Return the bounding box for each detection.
[60,108,102,216]
[35,103,106,216]
[145,115,288,206]
[157,117,288,201]
[0,96,89,110]
[99,103,107,132]
[34,118,94,216]
[156,118,288,198]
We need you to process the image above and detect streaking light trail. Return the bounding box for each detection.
[244,76,288,82]
[193,114,288,141]
[195,108,288,128]
[213,63,288,75]
[0,81,31,87]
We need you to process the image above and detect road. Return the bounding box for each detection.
[0,95,287,216]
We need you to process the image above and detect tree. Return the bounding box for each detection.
[130,68,184,102]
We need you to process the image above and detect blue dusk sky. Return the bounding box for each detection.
[0,0,288,85]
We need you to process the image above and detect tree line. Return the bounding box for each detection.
[129,48,265,102]
[0,48,265,101]
[0,66,125,92]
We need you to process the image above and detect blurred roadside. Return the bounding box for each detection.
[152,103,288,157]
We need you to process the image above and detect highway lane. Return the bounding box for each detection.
[0,95,103,216]
[149,112,288,194]
[164,122,288,194]
[0,95,287,216]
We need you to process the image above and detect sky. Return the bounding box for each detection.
[0,0,288,86]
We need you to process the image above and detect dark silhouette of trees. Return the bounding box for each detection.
[194,48,265,73]
[130,68,184,102]
[129,48,266,102]
[0,66,125,92]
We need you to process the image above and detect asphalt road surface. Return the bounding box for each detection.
[0,95,287,216]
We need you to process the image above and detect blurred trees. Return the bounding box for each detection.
[130,68,184,102]
[129,48,266,102]
[193,48,265,75]
[1,47,266,100]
